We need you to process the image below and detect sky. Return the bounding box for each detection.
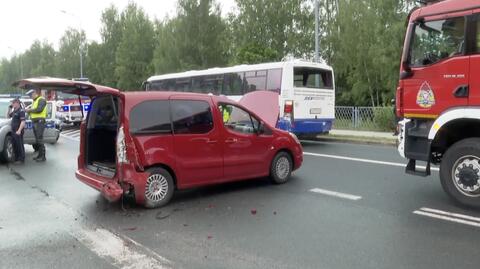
[0,0,237,59]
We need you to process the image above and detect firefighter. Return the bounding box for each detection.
[26,89,47,162]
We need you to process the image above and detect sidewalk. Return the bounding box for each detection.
[313,129,397,145]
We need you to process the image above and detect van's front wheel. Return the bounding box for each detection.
[144,168,174,208]
[270,152,293,184]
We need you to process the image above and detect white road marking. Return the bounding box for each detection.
[73,228,171,269]
[304,152,439,172]
[61,129,79,134]
[60,134,80,142]
[309,188,362,201]
[413,207,480,228]
[418,207,480,223]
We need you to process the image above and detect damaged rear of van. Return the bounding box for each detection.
[15,78,303,208]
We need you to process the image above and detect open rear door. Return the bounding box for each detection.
[13,77,120,97]
[239,90,279,127]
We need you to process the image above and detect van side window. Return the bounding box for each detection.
[171,100,213,134]
[219,104,259,134]
[130,100,171,134]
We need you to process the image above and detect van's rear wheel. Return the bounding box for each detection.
[440,138,480,208]
[1,135,15,163]
[270,152,292,184]
[144,168,174,208]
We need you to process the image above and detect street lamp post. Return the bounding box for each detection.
[315,0,319,63]
[60,10,85,78]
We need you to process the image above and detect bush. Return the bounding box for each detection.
[373,107,396,131]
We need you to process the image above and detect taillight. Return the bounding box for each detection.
[116,126,128,164]
[284,100,293,114]
[284,100,294,124]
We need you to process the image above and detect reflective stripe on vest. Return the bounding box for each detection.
[30,96,47,119]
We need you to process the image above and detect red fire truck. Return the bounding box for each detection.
[397,0,480,207]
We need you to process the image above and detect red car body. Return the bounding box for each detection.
[15,78,303,207]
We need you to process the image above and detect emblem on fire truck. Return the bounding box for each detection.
[416,82,435,108]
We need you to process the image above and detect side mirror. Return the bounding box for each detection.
[400,60,413,79]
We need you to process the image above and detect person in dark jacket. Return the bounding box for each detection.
[26,89,47,162]
[7,98,26,164]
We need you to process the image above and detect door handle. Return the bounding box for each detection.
[225,138,238,144]
[191,137,218,144]
[453,85,469,98]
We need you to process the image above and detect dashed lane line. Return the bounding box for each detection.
[309,188,362,201]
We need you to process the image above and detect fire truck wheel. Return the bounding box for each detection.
[440,138,480,208]
[143,168,174,209]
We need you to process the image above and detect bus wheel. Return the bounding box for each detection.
[440,138,480,208]
[143,168,174,208]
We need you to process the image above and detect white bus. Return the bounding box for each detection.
[144,60,335,136]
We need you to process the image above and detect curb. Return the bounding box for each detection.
[306,134,397,146]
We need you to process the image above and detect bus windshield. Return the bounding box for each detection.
[294,68,333,89]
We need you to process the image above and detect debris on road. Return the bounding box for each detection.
[155,211,171,220]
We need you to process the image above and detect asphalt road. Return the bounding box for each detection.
[1,130,480,269]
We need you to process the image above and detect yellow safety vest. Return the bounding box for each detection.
[30,96,47,119]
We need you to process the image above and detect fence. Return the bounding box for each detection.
[334,106,396,132]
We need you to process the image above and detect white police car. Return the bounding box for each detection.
[0,98,61,162]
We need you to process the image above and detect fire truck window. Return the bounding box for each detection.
[410,17,465,67]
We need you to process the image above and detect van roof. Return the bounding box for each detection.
[123,91,234,103]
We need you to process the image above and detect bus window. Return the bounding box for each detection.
[244,70,267,93]
[175,78,192,92]
[223,73,245,95]
[192,75,223,94]
[294,68,333,89]
[266,69,282,93]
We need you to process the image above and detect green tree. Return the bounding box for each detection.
[230,0,314,63]
[56,28,86,79]
[115,3,155,90]
[321,0,415,106]
[153,0,229,74]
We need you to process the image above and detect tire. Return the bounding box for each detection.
[0,135,15,163]
[50,132,60,145]
[440,138,480,208]
[143,168,175,208]
[270,151,293,184]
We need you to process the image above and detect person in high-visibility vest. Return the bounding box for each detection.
[26,89,47,162]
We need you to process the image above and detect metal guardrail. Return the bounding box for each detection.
[334,106,396,131]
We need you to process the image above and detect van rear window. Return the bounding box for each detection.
[130,100,171,134]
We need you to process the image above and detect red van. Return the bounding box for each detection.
[15,78,303,208]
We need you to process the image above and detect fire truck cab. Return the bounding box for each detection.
[397,0,480,207]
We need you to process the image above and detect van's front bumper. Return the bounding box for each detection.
[75,169,123,202]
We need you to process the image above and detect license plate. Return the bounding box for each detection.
[310,108,322,114]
